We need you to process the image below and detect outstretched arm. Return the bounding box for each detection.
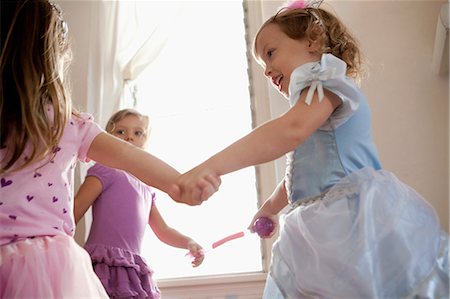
[86,133,217,204]
[170,89,341,205]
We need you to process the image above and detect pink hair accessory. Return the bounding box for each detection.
[285,0,308,10]
[281,0,324,10]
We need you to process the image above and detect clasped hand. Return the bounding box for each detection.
[168,165,221,206]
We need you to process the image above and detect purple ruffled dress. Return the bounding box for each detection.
[84,163,160,299]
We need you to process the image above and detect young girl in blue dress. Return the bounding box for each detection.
[170,1,449,298]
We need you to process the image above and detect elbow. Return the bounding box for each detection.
[285,120,309,148]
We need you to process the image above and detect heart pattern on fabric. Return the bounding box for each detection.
[1,178,12,187]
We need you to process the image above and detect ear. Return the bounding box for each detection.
[307,39,321,53]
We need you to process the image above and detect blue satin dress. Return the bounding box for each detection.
[263,54,449,299]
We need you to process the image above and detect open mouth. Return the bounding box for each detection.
[272,75,283,91]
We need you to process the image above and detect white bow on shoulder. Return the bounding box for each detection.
[288,54,347,106]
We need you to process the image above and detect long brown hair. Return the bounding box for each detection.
[0,0,72,174]
[253,5,363,81]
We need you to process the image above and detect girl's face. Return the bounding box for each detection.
[110,115,148,149]
[255,23,321,98]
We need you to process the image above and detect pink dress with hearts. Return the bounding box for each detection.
[0,112,109,298]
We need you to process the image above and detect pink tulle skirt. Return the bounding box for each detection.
[0,235,109,298]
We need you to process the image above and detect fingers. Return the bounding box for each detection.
[188,243,205,267]
[191,253,205,267]
[169,169,221,206]
[204,174,221,191]
[167,184,182,203]
[198,174,221,201]
[247,213,262,232]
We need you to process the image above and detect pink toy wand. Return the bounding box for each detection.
[212,231,246,249]
[186,217,274,258]
[185,231,246,259]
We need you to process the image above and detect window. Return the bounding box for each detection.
[134,1,266,280]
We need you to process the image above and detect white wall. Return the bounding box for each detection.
[336,0,449,231]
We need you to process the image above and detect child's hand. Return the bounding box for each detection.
[187,240,205,267]
[247,210,278,239]
[169,167,221,206]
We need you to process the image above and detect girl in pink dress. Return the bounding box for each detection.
[75,109,205,299]
[0,2,209,297]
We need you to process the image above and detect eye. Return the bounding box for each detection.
[267,49,274,58]
[115,129,126,135]
[134,130,144,137]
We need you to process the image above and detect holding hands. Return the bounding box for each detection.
[169,165,221,206]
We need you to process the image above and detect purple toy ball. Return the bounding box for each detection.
[253,217,274,238]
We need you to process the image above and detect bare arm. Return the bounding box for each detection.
[87,133,180,198]
[206,89,340,175]
[74,176,102,224]
[149,205,204,267]
[260,178,289,216]
[171,89,341,205]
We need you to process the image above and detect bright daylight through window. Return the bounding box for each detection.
[134,1,263,279]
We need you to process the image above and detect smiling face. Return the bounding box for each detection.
[255,23,321,98]
[110,115,149,149]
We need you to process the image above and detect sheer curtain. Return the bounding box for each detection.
[62,0,179,243]
[85,1,178,126]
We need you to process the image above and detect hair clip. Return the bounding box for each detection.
[49,1,68,47]
[283,0,324,10]
[286,0,308,10]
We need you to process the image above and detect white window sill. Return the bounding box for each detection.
[158,272,267,299]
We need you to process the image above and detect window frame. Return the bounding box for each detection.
[155,1,279,297]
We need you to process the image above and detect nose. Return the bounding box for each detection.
[264,66,272,78]
[125,133,134,142]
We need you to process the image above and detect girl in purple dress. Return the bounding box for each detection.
[75,109,205,299]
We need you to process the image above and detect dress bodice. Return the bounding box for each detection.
[85,163,154,253]
[285,54,381,203]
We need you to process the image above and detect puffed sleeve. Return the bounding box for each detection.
[288,53,362,128]
[86,163,111,190]
[69,112,104,162]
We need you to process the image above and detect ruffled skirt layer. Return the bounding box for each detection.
[0,235,109,298]
[85,243,161,299]
[270,167,449,299]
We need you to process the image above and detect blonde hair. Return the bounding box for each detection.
[253,5,363,82]
[1,0,72,174]
[106,108,150,137]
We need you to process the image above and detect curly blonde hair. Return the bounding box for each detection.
[253,5,363,82]
[105,108,150,136]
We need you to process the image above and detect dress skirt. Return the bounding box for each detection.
[0,235,109,299]
[85,243,161,299]
[268,167,449,299]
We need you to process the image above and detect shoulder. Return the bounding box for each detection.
[289,54,365,128]
[87,163,119,186]
[66,112,104,162]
